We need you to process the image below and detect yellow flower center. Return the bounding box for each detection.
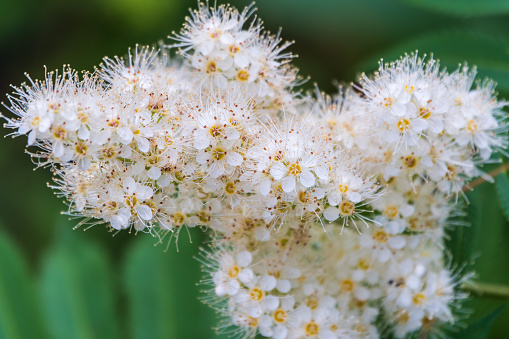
[412,293,426,305]
[338,184,348,193]
[236,70,249,82]
[273,309,287,323]
[75,143,88,155]
[384,205,399,219]
[340,279,355,292]
[250,288,264,301]
[298,191,311,204]
[172,212,186,225]
[397,118,411,132]
[402,155,418,168]
[205,61,217,73]
[467,119,478,133]
[306,297,319,310]
[228,265,239,279]
[209,125,223,137]
[339,200,355,216]
[358,258,370,270]
[373,229,389,243]
[305,321,320,336]
[52,126,67,140]
[288,163,302,176]
[229,45,240,54]
[125,195,138,208]
[419,107,431,119]
[224,182,236,195]
[212,147,226,161]
[383,97,394,108]
[248,317,258,327]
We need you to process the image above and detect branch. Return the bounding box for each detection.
[463,163,509,192]
[461,281,509,299]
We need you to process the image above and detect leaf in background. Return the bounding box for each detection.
[495,172,509,222]
[123,232,227,339]
[455,305,507,339]
[446,190,482,267]
[0,227,49,339]
[400,0,509,17]
[353,31,509,94]
[40,226,119,339]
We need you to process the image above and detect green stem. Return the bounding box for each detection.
[462,282,509,299]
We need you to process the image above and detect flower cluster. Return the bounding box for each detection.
[2,3,507,339]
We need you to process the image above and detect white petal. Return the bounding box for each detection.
[78,157,91,171]
[136,205,153,220]
[147,166,161,180]
[281,176,296,193]
[196,150,210,164]
[323,207,339,222]
[123,177,137,194]
[226,151,243,166]
[117,127,133,143]
[300,170,315,188]
[237,251,252,267]
[276,279,291,293]
[314,165,329,180]
[273,325,288,339]
[224,127,240,140]
[53,141,64,157]
[388,236,406,249]
[137,185,154,200]
[263,295,279,311]
[78,125,90,140]
[209,162,224,178]
[234,54,250,68]
[136,137,150,153]
[193,130,210,150]
[412,118,427,132]
[260,275,277,291]
[225,279,240,296]
[248,304,263,318]
[311,188,325,199]
[238,268,255,284]
[349,191,362,203]
[270,163,287,180]
[259,178,271,196]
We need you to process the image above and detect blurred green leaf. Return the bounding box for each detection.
[400,0,509,17]
[446,190,482,267]
[495,172,509,222]
[40,227,119,339]
[456,305,506,338]
[0,227,49,339]
[124,232,226,339]
[353,31,509,94]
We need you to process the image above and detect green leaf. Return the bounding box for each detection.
[495,172,509,222]
[455,305,506,339]
[123,232,227,339]
[40,227,119,339]
[400,0,509,17]
[353,30,509,94]
[0,227,49,339]
[446,190,482,267]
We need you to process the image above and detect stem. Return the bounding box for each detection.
[461,281,509,299]
[463,163,509,192]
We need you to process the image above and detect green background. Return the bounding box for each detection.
[1,0,509,338]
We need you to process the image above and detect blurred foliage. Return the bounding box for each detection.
[0,0,509,338]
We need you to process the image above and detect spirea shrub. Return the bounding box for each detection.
[2,2,508,338]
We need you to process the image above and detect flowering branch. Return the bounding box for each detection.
[2,2,508,339]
